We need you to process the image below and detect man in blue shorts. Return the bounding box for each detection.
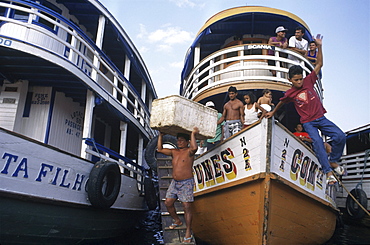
[157,127,199,243]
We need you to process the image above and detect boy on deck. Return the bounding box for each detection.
[266,35,346,185]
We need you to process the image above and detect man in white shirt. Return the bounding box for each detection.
[288,27,308,65]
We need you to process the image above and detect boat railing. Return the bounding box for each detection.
[84,138,146,192]
[182,44,323,100]
[340,151,370,180]
[0,1,152,134]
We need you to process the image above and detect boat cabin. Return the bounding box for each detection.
[180,6,323,132]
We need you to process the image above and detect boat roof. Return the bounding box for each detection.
[181,6,313,86]
[345,124,370,136]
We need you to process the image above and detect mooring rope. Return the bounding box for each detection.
[334,149,370,217]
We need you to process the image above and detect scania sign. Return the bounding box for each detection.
[244,44,273,50]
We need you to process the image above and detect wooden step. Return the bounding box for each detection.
[161,211,185,216]
[158,165,173,169]
[157,157,173,161]
[161,175,173,179]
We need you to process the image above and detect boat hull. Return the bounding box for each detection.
[0,127,147,242]
[192,174,336,245]
[191,119,337,244]
[0,195,146,243]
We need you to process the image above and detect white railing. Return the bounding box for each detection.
[0,1,152,135]
[182,44,323,100]
[341,151,370,180]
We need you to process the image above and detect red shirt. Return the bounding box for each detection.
[293,132,311,139]
[280,71,326,123]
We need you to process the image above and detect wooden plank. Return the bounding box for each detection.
[158,166,173,169]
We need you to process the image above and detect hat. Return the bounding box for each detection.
[275,26,288,33]
[205,101,215,107]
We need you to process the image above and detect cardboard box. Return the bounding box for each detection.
[150,95,217,139]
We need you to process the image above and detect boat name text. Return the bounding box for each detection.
[0,37,12,47]
[1,152,87,191]
[280,138,324,191]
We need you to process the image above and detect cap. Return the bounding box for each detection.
[205,101,215,107]
[275,26,288,33]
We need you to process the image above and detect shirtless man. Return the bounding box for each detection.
[217,86,245,139]
[157,127,199,243]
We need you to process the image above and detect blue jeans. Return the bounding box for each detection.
[303,116,346,174]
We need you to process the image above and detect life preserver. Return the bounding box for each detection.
[144,177,158,210]
[144,135,177,169]
[346,188,368,219]
[87,161,121,209]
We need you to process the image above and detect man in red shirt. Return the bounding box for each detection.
[266,35,346,185]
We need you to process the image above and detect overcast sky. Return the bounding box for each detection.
[99,0,369,132]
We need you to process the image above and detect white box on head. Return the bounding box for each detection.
[150,95,217,139]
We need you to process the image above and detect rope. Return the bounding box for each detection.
[355,149,370,190]
[82,137,103,161]
[333,150,370,217]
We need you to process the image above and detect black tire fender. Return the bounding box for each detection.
[144,135,177,169]
[87,161,121,209]
[144,177,158,210]
[346,188,368,219]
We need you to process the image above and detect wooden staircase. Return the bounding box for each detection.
[156,155,195,245]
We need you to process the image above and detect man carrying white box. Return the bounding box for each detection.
[157,127,199,243]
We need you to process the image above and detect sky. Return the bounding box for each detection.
[99,0,369,132]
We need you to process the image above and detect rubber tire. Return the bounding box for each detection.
[87,161,121,209]
[144,177,158,210]
[346,188,368,219]
[144,135,177,169]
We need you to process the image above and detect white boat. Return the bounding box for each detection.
[336,124,370,220]
[178,6,338,244]
[0,0,157,243]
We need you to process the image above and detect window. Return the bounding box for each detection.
[34,1,62,32]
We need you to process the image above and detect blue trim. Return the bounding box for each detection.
[84,138,145,171]
[22,92,32,117]
[31,19,59,34]
[44,88,56,144]
[180,27,211,94]
[346,129,370,139]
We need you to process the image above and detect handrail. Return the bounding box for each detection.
[84,138,145,172]
[181,43,323,100]
[0,1,153,135]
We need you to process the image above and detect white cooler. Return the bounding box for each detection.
[150,95,217,139]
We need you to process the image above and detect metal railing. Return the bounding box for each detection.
[0,0,153,135]
[341,151,370,180]
[84,138,146,192]
[182,44,323,100]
